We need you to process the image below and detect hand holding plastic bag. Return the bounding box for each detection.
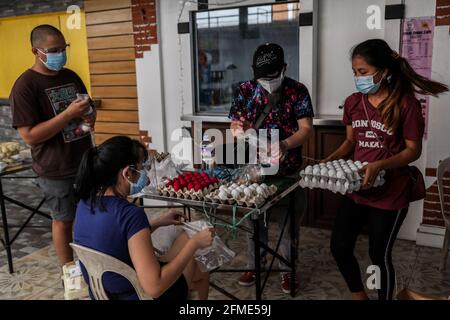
[182,220,235,272]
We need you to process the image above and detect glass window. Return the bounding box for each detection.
[192,2,300,115]
[248,6,272,25]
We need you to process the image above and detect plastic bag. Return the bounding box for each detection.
[143,154,179,194]
[151,224,181,257]
[182,220,235,272]
[155,155,179,186]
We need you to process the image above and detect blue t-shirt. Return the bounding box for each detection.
[74,196,150,300]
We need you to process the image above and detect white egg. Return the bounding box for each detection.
[336,171,345,179]
[313,167,321,175]
[260,183,268,190]
[256,186,264,194]
[252,183,259,188]
[218,191,228,200]
[230,183,238,190]
[231,189,241,199]
[244,187,253,197]
[305,166,313,174]
[328,169,336,177]
[320,168,328,176]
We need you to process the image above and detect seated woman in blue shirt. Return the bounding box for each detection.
[73,136,213,300]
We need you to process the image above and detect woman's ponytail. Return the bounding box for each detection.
[397,56,449,97]
[75,146,98,205]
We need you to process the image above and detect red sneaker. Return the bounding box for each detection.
[281,273,299,294]
[238,272,256,287]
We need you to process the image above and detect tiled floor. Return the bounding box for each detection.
[1,176,449,299]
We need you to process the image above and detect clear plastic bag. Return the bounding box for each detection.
[142,154,179,194]
[151,224,181,257]
[182,220,235,272]
[155,155,179,186]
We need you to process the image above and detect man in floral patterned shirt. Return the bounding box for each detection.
[229,43,314,176]
[228,43,314,294]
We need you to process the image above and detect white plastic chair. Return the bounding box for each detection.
[437,158,450,271]
[70,243,152,300]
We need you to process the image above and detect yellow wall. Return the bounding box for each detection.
[0,11,91,99]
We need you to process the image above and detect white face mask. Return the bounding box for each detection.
[257,70,285,94]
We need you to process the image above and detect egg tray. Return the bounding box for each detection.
[203,182,278,208]
[299,159,385,195]
[157,183,219,201]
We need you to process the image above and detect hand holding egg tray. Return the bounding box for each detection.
[299,159,386,195]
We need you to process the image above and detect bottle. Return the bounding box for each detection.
[201,133,215,175]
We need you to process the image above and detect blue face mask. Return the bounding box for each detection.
[38,49,67,71]
[127,169,148,195]
[354,72,384,94]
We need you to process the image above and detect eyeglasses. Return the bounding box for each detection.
[36,43,70,54]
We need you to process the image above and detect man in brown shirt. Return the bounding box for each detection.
[9,25,96,267]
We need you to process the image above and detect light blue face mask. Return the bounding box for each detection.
[127,168,148,195]
[37,49,67,71]
[354,71,384,94]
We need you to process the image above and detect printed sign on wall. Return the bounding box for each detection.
[400,17,435,139]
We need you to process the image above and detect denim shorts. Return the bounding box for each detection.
[36,176,77,222]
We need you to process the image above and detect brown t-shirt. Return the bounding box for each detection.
[343,92,425,210]
[9,68,92,178]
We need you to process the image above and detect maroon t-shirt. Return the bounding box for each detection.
[343,92,425,210]
[9,68,92,179]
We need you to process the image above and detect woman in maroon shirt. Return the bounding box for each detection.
[324,39,448,300]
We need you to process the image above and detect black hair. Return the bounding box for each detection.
[75,136,148,212]
[351,39,448,132]
[30,24,64,47]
